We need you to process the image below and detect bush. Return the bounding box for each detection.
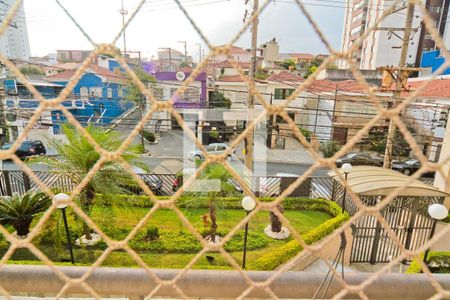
[247,211,348,270]
[319,140,341,158]
[406,252,450,274]
[209,130,219,140]
[145,225,159,241]
[142,130,155,143]
[95,195,341,215]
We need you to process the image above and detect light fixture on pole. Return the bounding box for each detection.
[424,204,448,263]
[53,193,75,264]
[241,196,256,269]
[341,163,352,214]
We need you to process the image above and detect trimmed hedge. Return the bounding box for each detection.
[95,194,341,214]
[406,251,450,274]
[247,210,348,270]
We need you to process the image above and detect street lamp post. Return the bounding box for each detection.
[241,196,256,269]
[341,163,352,214]
[424,204,448,263]
[53,193,75,264]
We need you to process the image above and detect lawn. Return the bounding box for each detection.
[1,204,332,269]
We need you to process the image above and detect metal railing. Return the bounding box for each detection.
[1,265,448,299]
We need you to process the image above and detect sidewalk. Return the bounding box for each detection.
[234,137,316,165]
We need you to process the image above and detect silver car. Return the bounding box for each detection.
[189,143,235,160]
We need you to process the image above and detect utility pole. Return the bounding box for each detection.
[178,41,188,64]
[382,2,415,168]
[120,0,128,54]
[158,47,172,71]
[245,0,258,173]
[195,43,202,64]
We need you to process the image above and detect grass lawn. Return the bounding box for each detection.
[2,205,331,269]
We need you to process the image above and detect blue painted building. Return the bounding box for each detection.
[46,65,132,133]
[4,64,132,135]
[420,50,450,75]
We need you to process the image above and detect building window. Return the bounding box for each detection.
[107,88,113,99]
[274,88,295,100]
[89,87,102,97]
[424,34,432,40]
[80,87,89,97]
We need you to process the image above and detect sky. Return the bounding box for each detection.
[21,0,345,60]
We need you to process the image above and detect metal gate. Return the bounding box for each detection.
[350,196,442,263]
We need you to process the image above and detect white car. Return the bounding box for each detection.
[189,143,235,160]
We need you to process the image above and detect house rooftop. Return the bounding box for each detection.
[267,71,304,83]
[214,60,250,69]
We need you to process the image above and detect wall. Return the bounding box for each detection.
[434,115,450,207]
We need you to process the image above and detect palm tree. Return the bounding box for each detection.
[29,124,145,240]
[269,205,284,233]
[201,164,237,242]
[0,191,51,237]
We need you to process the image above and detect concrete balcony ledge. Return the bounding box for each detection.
[0,265,448,299]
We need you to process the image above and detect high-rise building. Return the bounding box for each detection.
[0,0,31,60]
[338,0,449,70]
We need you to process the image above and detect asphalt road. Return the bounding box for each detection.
[0,156,328,176]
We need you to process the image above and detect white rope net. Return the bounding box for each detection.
[0,0,448,299]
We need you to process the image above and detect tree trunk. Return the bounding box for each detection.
[14,218,32,237]
[209,197,218,242]
[81,185,95,240]
[270,205,284,233]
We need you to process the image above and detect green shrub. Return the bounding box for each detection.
[0,191,51,236]
[142,130,155,143]
[406,252,450,274]
[145,225,159,241]
[247,212,348,270]
[209,130,219,140]
[319,141,341,158]
[95,195,340,214]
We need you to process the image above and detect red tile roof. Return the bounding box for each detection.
[47,65,125,82]
[218,75,246,82]
[47,70,76,80]
[308,79,371,93]
[214,60,250,69]
[267,71,304,83]
[216,45,249,54]
[405,78,450,98]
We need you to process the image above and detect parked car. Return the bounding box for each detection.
[189,143,235,161]
[335,152,383,167]
[391,159,435,177]
[124,167,163,195]
[1,140,46,159]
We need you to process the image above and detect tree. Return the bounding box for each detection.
[280,59,296,70]
[303,57,324,79]
[209,91,231,109]
[125,68,159,149]
[201,164,237,242]
[319,140,341,158]
[20,66,45,76]
[255,67,269,80]
[29,124,145,240]
[269,205,284,233]
[0,191,51,237]
[367,127,414,157]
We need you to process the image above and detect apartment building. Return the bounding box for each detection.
[339,0,449,70]
[0,0,31,60]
